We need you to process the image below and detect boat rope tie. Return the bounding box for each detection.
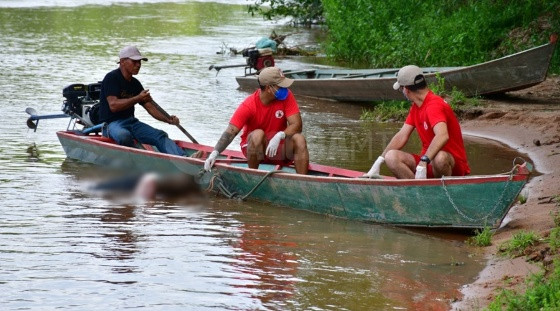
[203,170,282,200]
[205,172,237,199]
[238,170,282,201]
[441,165,517,223]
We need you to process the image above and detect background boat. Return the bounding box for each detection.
[236,36,557,102]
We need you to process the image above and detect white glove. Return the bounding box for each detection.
[363,156,384,178]
[415,165,427,179]
[266,131,286,157]
[204,150,219,171]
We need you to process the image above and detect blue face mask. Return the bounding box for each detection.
[274,87,289,101]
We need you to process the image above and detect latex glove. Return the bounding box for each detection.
[266,131,286,157]
[415,165,427,179]
[363,156,384,178]
[204,150,219,171]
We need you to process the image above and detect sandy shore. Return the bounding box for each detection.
[451,76,560,310]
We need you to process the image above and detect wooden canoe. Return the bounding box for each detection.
[236,36,557,102]
[57,131,531,230]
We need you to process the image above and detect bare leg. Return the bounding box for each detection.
[246,130,266,169]
[384,149,416,179]
[285,133,309,174]
[431,151,455,177]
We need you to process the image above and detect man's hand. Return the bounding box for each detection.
[137,89,153,103]
[363,156,384,178]
[168,115,180,125]
[266,131,286,157]
[204,150,219,171]
[415,165,427,179]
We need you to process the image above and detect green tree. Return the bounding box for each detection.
[248,0,323,25]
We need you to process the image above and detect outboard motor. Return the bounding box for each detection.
[25,82,103,133]
[208,47,275,75]
[61,82,101,126]
[243,48,275,73]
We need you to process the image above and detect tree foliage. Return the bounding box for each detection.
[247,0,323,25]
[247,0,560,73]
[321,0,560,70]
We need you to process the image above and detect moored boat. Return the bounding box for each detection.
[56,130,531,230]
[236,35,557,102]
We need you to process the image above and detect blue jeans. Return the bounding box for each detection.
[103,117,185,156]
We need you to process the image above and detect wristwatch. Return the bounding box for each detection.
[420,155,431,164]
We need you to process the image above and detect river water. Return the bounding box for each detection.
[1,1,529,310]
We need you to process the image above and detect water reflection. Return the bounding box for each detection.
[232,222,299,306]
[221,202,486,310]
[25,143,41,162]
[99,205,139,269]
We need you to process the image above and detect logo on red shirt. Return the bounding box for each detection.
[275,110,284,118]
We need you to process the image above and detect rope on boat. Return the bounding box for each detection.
[238,170,283,201]
[441,159,524,223]
[201,169,282,201]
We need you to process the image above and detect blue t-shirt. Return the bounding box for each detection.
[98,68,144,123]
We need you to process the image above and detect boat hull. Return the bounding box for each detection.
[236,40,557,102]
[57,131,530,229]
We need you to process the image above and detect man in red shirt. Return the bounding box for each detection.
[363,65,470,179]
[204,67,309,174]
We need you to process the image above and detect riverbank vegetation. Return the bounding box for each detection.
[249,0,559,73]
[247,0,323,25]
[320,0,560,73]
[467,195,560,310]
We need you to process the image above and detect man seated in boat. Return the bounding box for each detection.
[363,65,470,179]
[97,46,185,156]
[204,66,309,174]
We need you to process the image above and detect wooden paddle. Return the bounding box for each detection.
[150,101,199,144]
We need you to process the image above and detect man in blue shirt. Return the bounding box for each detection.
[98,46,185,156]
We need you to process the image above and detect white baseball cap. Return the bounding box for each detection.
[118,46,148,61]
[393,65,425,90]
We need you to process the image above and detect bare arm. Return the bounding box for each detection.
[284,113,303,137]
[423,122,449,160]
[143,101,179,124]
[381,123,415,157]
[214,124,241,153]
[107,89,152,113]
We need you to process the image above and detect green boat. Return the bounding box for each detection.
[236,35,557,102]
[56,131,531,230]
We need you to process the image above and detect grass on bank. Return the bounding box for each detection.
[469,194,560,310]
[467,226,493,247]
[498,230,541,258]
[486,261,560,310]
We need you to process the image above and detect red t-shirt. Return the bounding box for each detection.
[405,91,470,175]
[230,89,300,147]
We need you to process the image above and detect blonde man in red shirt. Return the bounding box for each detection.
[204,67,309,174]
[364,65,470,179]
